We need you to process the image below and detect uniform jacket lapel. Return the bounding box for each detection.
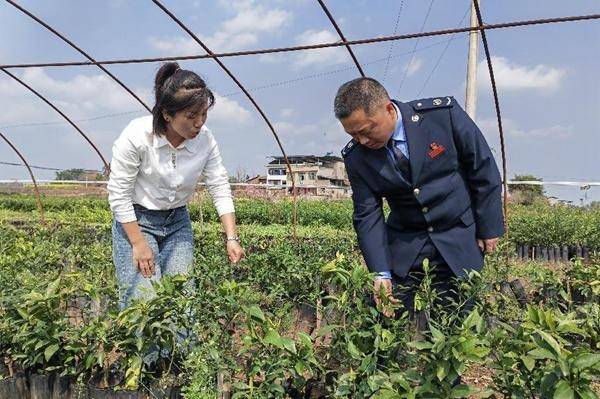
[361,146,411,189]
[395,100,430,184]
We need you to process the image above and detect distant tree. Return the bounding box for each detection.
[55,168,103,181]
[229,166,249,183]
[585,201,600,211]
[55,168,86,181]
[510,174,547,205]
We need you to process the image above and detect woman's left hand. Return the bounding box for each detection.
[227,240,245,263]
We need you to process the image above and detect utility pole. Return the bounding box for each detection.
[465,0,480,119]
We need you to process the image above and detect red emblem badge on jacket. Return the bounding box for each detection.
[428,142,446,159]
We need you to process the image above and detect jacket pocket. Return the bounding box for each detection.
[459,208,475,227]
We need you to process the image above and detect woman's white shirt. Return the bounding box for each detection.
[107,116,234,223]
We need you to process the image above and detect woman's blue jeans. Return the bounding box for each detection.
[112,204,194,310]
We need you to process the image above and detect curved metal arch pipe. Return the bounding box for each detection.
[150,0,299,236]
[1,68,110,172]
[472,0,508,229]
[5,0,151,113]
[316,0,365,77]
[0,130,45,222]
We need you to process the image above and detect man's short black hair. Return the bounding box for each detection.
[334,77,390,119]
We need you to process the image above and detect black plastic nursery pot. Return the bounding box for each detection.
[87,385,144,399]
[509,279,528,307]
[0,372,29,399]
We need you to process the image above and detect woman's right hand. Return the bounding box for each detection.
[132,240,155,278]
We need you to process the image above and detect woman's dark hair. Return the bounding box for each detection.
[152,62,215,135]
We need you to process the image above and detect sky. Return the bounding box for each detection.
[0,0,598,203]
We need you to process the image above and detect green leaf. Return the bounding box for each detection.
[294,361,306,375]
[246,305,265,322]
[436,360,449,381]
[297,332,313,349]
[406,340,433,350]
[575,386,598,399]
[45,278,61,297]
[529,347,556,360]
[347,341,363,359]
[572,353,600,370]
[44,344,59,362]
[539,330,563,357]
[281,337,297,354]
[450,384,476,398]
[84,355,94,370]
[124,356,143,390]
[521,355,536,371]
[430,325,445,342]
[553,380,575,399]
[263,329,283,348]
[462,309,480,330]
[315,324,339,338]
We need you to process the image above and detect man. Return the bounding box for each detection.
[334,77,504,318]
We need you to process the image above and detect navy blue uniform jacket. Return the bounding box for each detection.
[342,97,504,277]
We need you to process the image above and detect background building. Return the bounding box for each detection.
[266,155,350,197]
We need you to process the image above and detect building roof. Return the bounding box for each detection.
[267,155,343,165]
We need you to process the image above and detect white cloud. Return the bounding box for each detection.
[280,108,296,118]
[271,118,348,156]
[209,94,251,125]
[274,121,319,137]
[222,6,290,34]
[0,69,151,126]
[406,57,423,77]
[149,36,200,55]
[0,69,255,178]
[477,56,566,92]
[293,29,348,69]
[149,3,291,53]
[509,124,574,139]
[478,118,574,140]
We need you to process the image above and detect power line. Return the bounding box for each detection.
[0,109,146,130]
[397,0,436,94]
[0,36,464,130]
[220,35,466,97]
[417,5,471,97]
[0,161,62,171]
[382,0,406,83]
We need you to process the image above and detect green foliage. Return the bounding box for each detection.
[1,196,599,397]
[489,305,599,399]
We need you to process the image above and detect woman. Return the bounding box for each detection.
[108,62,244,309]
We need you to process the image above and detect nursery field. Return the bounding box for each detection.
[0,194,599,399]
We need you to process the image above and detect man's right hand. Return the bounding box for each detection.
[373,278,399,318]
[132,240,155,278]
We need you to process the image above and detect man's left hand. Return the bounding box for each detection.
[477,237,499,254]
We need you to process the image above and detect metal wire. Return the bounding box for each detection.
[0,110,144,130]
[397,0,436,94]
[472,0,508,230]
[0,37,463,134]
[382,0,406,83]
[0,130,45,222]
[150,0,298,237]
[4,0,151,113]
[316,0,365,77]
[1,13,597,69]
[0,161,62,171]
[0,68,110,172]
[417,5,471,97]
